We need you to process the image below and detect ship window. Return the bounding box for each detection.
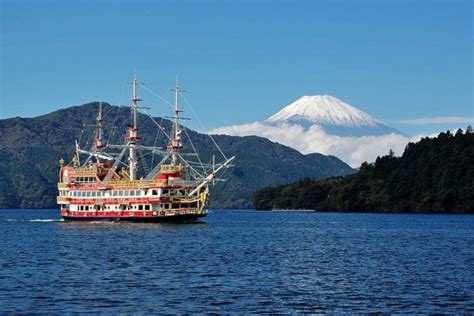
[136,190,141,196]
[144,205,150,210]
[112,191,117,197]
[178,190,185,196]
[119,191,124,197]
[91,192,96,197]
[190,202,197,208]
[138,205,143,210]
[164,204,170,209]
[130,190,135,196]
[86,192,91,197]
[163,189,169,195]
[172,204,179,209]
[152,190,158,196]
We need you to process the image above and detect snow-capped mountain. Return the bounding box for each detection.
[209,95,412,167]
[265,95,402,137]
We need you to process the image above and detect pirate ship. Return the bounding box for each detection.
[57,76,234,222]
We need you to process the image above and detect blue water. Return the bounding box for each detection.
[0,209,473,313]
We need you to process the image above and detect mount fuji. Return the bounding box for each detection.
[210,95,414,167]
[264,95,402,137]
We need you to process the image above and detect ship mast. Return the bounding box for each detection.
[170,77,184,165]
[95,102,105,159]
[128,74,141,180]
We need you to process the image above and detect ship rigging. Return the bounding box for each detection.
[57,75,234,222]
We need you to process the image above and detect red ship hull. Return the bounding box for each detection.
[60,209,206,223]
[62,213,205,223]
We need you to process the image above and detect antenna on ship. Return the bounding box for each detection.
[127,72,142,180]
[170,75,185,165]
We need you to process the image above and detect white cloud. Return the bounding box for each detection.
[397,116,474,125]
[209,122,427,168]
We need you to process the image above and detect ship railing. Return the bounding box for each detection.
[57,196,69,203]
[74,168,98,175]
[160,164,186,173]
[168,179,198,187]
[106,179,161,188]
[169,196,200,203]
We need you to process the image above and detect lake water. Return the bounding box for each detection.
[0,209,473,313]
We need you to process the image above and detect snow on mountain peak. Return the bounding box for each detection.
[265,95,382,128]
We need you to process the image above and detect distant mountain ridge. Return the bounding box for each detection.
[0,102,355,209]
[265,95,402,137]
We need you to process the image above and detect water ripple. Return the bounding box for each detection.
[0,209,473,313]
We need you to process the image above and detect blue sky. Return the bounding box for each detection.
[1,0,472,135]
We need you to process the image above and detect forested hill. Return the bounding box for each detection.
[0,102,354,209]
[253,129,474,213]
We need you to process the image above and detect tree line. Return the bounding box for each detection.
[253,127,474,213]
